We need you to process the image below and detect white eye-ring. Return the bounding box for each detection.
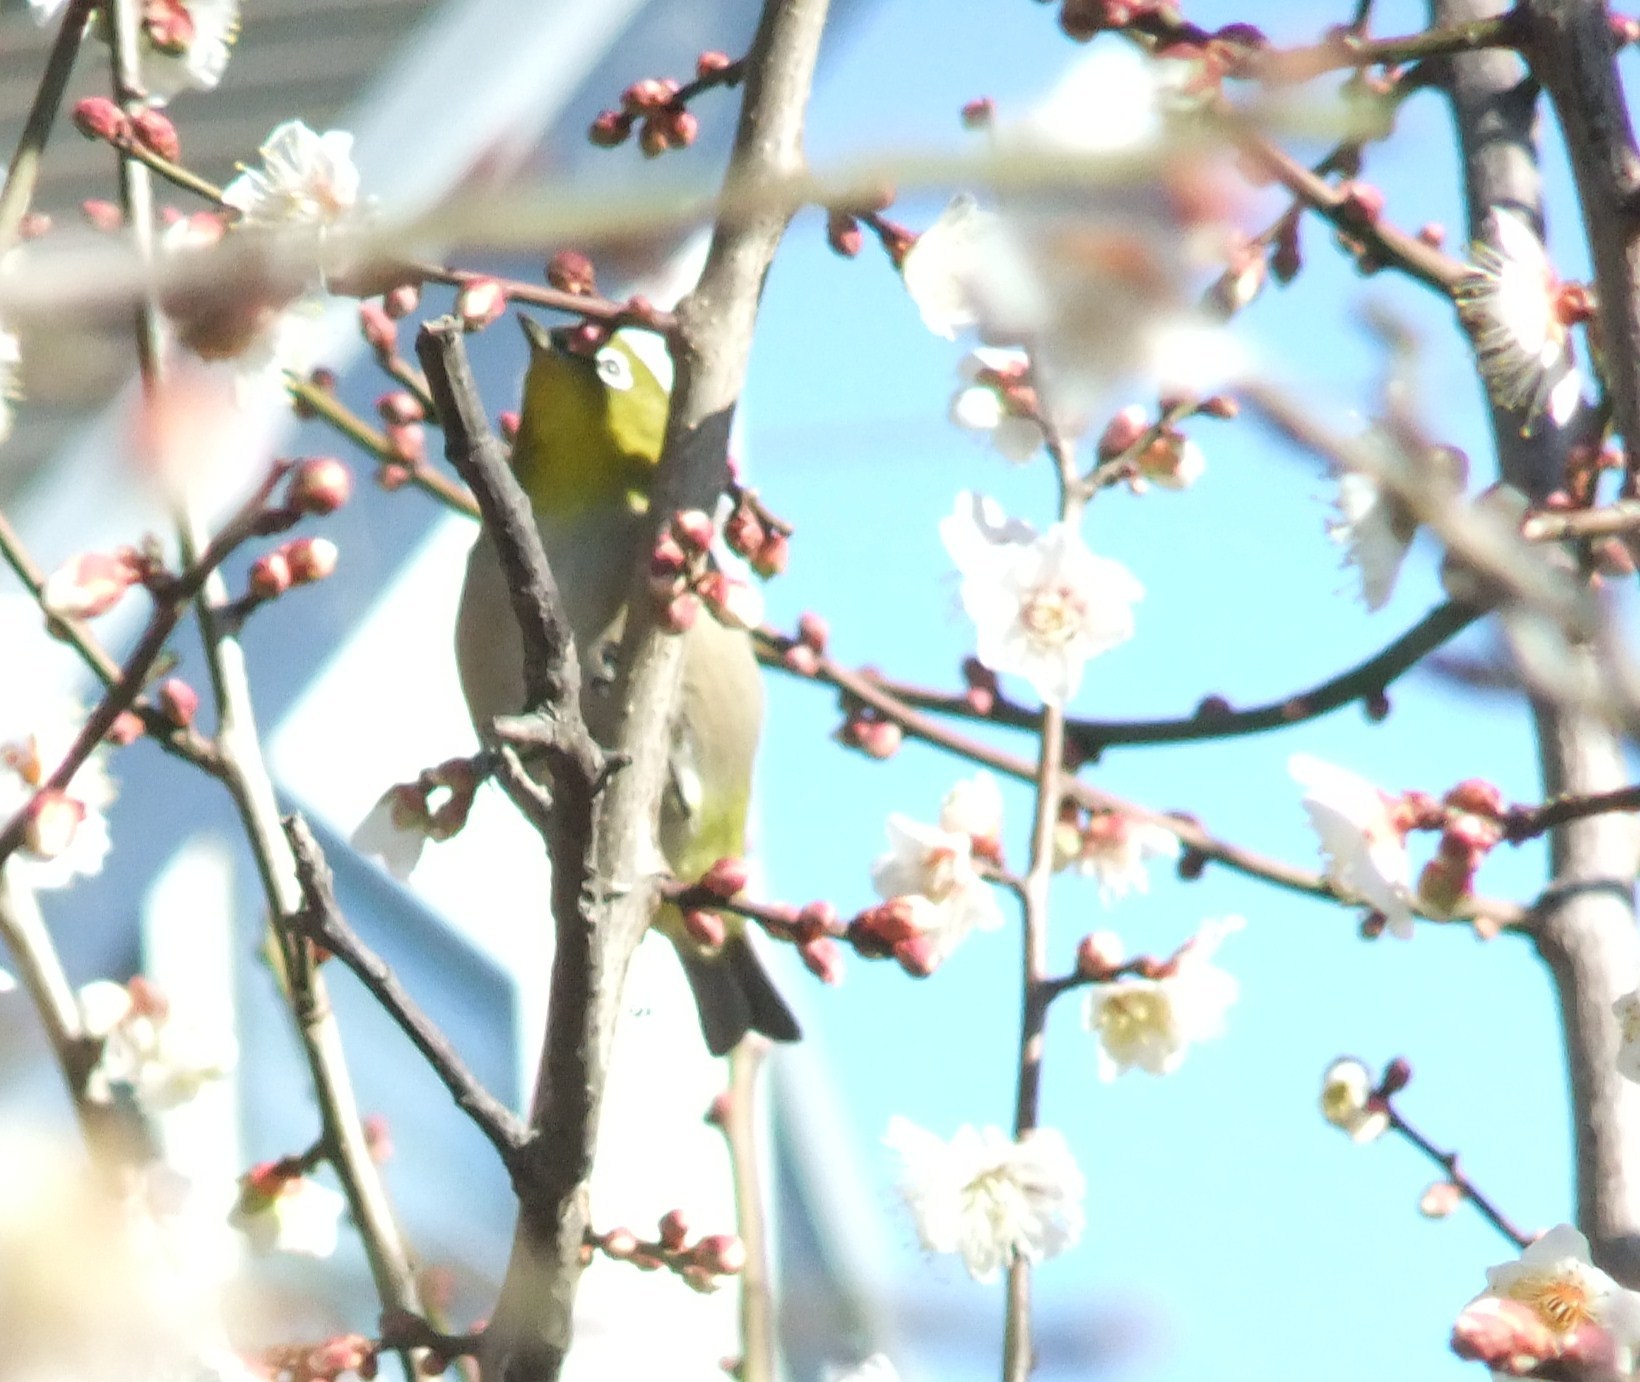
[595,346,635,392]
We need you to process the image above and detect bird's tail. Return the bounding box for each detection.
[678,935,802,1057]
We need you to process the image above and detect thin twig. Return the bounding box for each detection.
[1385,1102,1532,1247]
[725,1043,775,1382]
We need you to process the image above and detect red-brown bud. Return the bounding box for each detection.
[73,97,128,144]
[799,936,844,984]
[696,50,735,79]
[285,536,339,585]
[682,908,726,948]
[893,934,942,977]
[650,533,688,579]
[386,422,426,466]
[751,531,789,578]
[961,97,995,129]
[106,710,145,746]
[661,591,700,634]
[658,1209,690,1249]
[547,249,597,297]
[671,509,715,553]
[287,456,352,515]
[1379,1056,1413,1095]
[497,410,520,442]
[588,110,631,147]
[157,677,199,728]
[796,611,829,653]
[1338,180,1385,225]
[601,1227,638,1260]
[248,549,292,599]
[363,1113,394,1165]
[826,210,863,258]
[358,301,397,355]
[456,277,507,331]
[376,391,424,426]
[131,108,181,163]
[1075,931,1124,980]
[1097,404,1149,461]
[1443,778,1502,818]
[700,856,749,899]
[382,283,420,319]
[692,1234,746,1276]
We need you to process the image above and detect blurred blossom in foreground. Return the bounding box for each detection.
[30,0,240,105]
[941,491,1143,708]
[1083,916,1241,1080]
[829,1355,900,1382]
[230,1163,346,1258]
[1076,810,1180,905]
[884,1116,1084,1282]
[77,978,237,1113]
[1289,753,1414,938]
[1615,990,1640,1083]
[902,44,1242,414]
[0,703,116,891]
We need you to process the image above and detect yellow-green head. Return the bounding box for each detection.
[511,315,672,518]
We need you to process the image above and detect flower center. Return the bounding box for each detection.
[1503,1272,1596,1334]
[1020,585,1085,647]
[1097,988,1167,1046]
[920,845,960,902]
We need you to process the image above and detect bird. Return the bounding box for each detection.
[455,313,800,1057]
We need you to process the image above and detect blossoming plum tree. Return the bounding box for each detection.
[3,1,1640,1382]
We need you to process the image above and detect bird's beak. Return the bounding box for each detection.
[518,313,555,355]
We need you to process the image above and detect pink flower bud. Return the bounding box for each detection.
[376,391,425,426]
[705,1091,733,1128]
[723,506,764,559]
[699,856,749,899]
[846,718,902,760]
[382,283,420,319]
[457,277,507,331]
[1419,1180,1462,1219]
[826,210,863,258]
[858,897,922,946]
[1075,931,1124,979]
[106,711,145,746]
[363,1113,394,1164]
[658,1209,690,1249]
[1451,1295,1559,1370]
[72,97,128,143]
[692,1234,746,1276]
[81,198,124,232]
[24,790,85,860]
[386,422,426,466]
[622,78,676,114]
[143,0,195,53]
[497,410,520,442]
[1443,778,1503,818]
[1097,404,1149,461]
[638,120,671,158]
[249,550,293,598]
[1418,857,1471,918]
[601,1227,638,1259]
[781,643,819,676]
[795,900,839,942]
[158,677,199,728]
[650,533,688,578]
[533,258,594,311]
[752,532,788,578]
[41,551,138,620]
[285,536,339,585]
[796,612,829,652]
[588,110,631,147]
[799,936,843,984]
[358,301,397,355]
[287,456,353,515]
[131,108,181,163]
[1338,180,1385,225]
[1379,1056,1412,1095]
[696,50,734,79]
[894,934,942,977]
[660,590,699,633]
[18,211,50,240]
[671,509,715,553]
[682,908,726,948]
[961,97,995,129]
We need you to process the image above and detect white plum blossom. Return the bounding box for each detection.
[938,769,1004,857]
[884,1116,1085,1282]
[1076,811,1180,904]
[1480,1224,1640,1352]
[30,0,238,104]
[1290,753,1415,938]
[1615,990,1640,1083]
[950,348,1046,463]
[871,808,1005,962]
[77,978,237,1112]
[351,784,432,881]
[1456,208,1584,428]
[941,492,1143,708]
[1084,916,1241,1079]
[1320,1057,1389,1143]
[1328,469,1415,611]
[0,709,116,890]
[901,194,1000,341]
[230,1165,346,1258]
[223,121,361,226]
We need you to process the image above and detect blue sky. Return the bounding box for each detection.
[737,2,1616,1379]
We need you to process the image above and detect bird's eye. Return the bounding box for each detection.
[595,347,635,392]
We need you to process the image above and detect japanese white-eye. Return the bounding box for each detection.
[455,314,799,1056]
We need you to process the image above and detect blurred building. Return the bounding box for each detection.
[0,2,893,1378]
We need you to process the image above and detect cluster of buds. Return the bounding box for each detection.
[1096,399,1229,493]
[39,548,149,621]
[71,97,182,164]
[375,391,427,487]
[824,187,914,266]
[1413,779,1505,920]
[650,509,765,634]
[586,1211,747,1293]
[259,1335,379,1382]
[846,899,943,978]
[245,536,340,603]
[722,484,791,577]
[589,50,743,157]
[668,860,847,984]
